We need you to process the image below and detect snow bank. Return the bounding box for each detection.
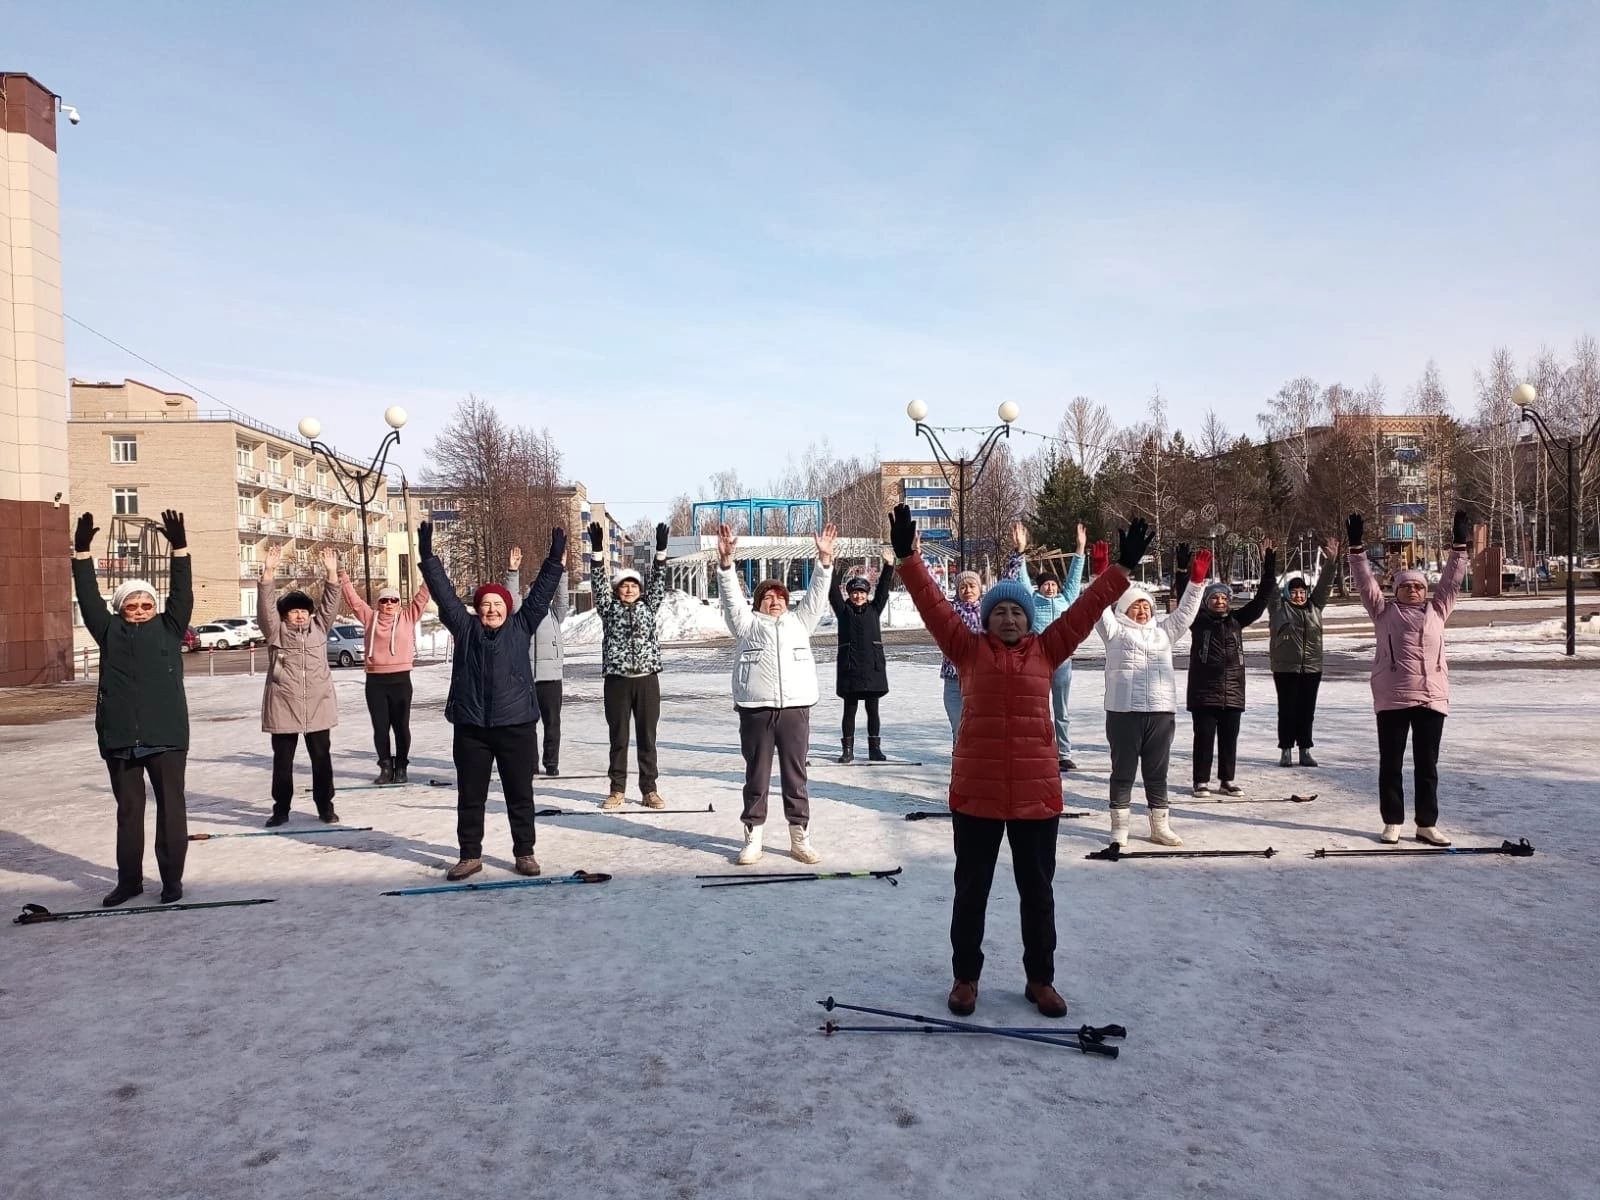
[562,590,732,645]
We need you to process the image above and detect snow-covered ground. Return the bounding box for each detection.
[2,639,1597,1199]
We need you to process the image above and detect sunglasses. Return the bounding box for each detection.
[123,602,156,613]
[378,597,401,604]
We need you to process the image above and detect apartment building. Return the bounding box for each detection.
[825,461,957,543]
[68,379,389,629]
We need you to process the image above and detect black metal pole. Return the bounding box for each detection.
[1567,439,1576,658]
[958,457,968,574]
[359,495,374,606]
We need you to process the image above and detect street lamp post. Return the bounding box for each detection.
[1511,383,1600,657]
[297,407,408,604]
[905,400,1020,573]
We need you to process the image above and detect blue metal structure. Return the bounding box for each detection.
[691,498,826,592]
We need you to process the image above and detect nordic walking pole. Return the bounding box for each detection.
[541,804,716,817]
[1311,838,1535,859]
[382,870,612,897]
[905,810,1092,821]
[1085,845,1277,861]
[15,899,275,925]
[821,1021,1127,1040]
[189,826,374,841]
[816,997,1117,1057]
[699,867,902,888]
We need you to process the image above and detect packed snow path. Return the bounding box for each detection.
[1,652,1595,1200]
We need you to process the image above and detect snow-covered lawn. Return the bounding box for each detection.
[2,647,1596,1199]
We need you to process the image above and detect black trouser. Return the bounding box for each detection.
[604,674,660,795]
[1191,706,1242,784]
[1272,672,1322,750]
[1376,706,1446,827]
[105,751,188,886]
[840,694,881,740]
[453,721,538,858]
[532,680,562,772]
[271,730,334,813]
[950,812,1059,984]
[364,671,413,764]
[737,706,811,827]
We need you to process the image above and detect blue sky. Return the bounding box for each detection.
[14,1,1600,523]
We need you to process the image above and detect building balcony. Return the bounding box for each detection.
[289,521,317,539]
[237,514,262,533]
[291,478,313,496]
[261,517,289,535]
[236,466,263,487]
[262,472,292,493]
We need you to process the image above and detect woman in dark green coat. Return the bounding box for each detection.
[71,509,193,907]
[1267,540,1339,767]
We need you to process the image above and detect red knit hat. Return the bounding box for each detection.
[471,583,514,615]
[751,579,789,609]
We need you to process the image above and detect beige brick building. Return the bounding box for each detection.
[825,460,958,545]
[69,379,390,632]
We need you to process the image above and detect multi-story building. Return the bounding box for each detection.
[68,379,389,633]
[824,461,957,545]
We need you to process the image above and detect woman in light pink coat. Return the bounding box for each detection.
[1347,509,1472,846]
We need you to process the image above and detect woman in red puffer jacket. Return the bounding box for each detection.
[895,504,1144,1021]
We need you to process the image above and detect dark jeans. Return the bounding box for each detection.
[533,680,562,771]
[950,812,1059,984]
[1273,672,1322,750]
[841,694,881,740]
[737,706,811,827]
[604,674,660,795]
[1376,706,1446,826]
[271,730,334,813]
[105,750,188,886]
[1192,706,1243,784]
[364,671,413,764]
[453,721,538,858]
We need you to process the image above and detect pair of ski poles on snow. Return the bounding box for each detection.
[817,997,1124,1057]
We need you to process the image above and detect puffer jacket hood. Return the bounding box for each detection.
[1096,574,1207,713]
[719,563,831,708]
[1115,584,1157,616]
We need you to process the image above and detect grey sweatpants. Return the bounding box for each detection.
[737,705,811,828]
[1106,711,1176,810]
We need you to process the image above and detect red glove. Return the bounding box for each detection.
[1090,540,1110,576]
[1189,548,1213,583]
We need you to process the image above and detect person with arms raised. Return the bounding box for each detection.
[340,561,431,785]
[829,548,895,763]
[591,521,671,809]
[1267,539,1340,767]
[505,544,569,777]
[1003,520,1088,771]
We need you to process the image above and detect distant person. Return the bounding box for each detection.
[72,509,193,906]
[258,544,344,827]
[939,569,986,741]
[340,567,431,785]
[1348,510,1472,845]
[590,521,671,809]
[1004,520,1088,770]
[829,550,895,763]
[1267,541,1339,767]
[716,522,836,865]
[505,547,569,776]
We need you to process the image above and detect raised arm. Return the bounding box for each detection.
[1349,551,1385,620]
[341,574,374,624]
[154,511,194,633]
[549,570,569,622]
[1234,547,1278,628]
[314,548,343,633]
[1004,551,1037,595]
[587,522,615,614]
[72,557,111,646]
[1042,566,1130,667]
[1430,544,1470,622]
[417,522,471,637]
[900,551,981,669]
[1311,545,1338,610]
[641,522,670,615]
[794,563,834,633]
[1061,524,1087,603]
[1158,548,1212,640]
[717,565,757,641]
[872,557,895,613]
[513,530,568,635]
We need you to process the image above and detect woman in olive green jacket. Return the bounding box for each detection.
[1267,541,1338,767]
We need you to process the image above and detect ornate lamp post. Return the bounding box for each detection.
[1511,382,1600,657]
[297,407,408,603]
[905,400,1019,573]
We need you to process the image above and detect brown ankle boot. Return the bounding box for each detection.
[601,791,625,810]
[641,791,666,810]
[947,980,978,1016]
[1025,980,1068,1018]
[514,854,541,877]
[445,858,482,882]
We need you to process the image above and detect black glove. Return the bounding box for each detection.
[1345,512,1364,548]
[1451,509,1470,547]
[655,522,669,553]
[888,505,916,559]
[547,527,567,564]
[418,520,433,561]
[588,522,604,554]
[1116,516,1152,571]
[1262,548,1277,576]
[1174,542,1191,571]
[73,512,99,554]
[160,509,187,551]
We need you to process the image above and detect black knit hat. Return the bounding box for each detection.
[276,590,315,619]
[1285,576,1308,592]
[1036,571,1060,588]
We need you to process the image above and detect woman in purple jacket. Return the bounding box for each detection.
[1347,509,1472,846]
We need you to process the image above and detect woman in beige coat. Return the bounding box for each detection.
[259,545,343,826]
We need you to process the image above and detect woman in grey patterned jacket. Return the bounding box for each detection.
[590,521,670,809]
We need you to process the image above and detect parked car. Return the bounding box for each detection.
[214,617,265,645]
[181,626,200,653]
[193,623,250,650]
[327,624,366,668]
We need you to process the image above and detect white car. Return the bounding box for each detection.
[193,623,250,650]
[215,616,265,645]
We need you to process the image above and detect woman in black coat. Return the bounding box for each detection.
[71,509,194,907]
[829,551,895,762]
[418,521,566,882]
[1179,541,1276,796]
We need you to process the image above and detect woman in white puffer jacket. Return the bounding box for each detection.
[1092,540,1210,847]
[716,521,836,866]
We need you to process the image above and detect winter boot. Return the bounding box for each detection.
[789,824,822,865]
[545,765,559,777]
[101,881,143,908]
[1379,824,1402,844]
[1415,825,1452,847]
[642,791,666,810]
[1025,981,1069,1019]
[393,761,409,785]
[602,791,625,811]
[736,825,764,865]
[947,980,979,1017]
[1109,808,1131,848]
[1279,749,1294,767]
[1192,781,1212,797]
[373,758,395,786]
[514,854,541,877]
[317,805,340,824]
[1219,781,1245,797]
[445,858,482,882]
[867,737,887,762]
[264,808,289,828]
[1148,808,1184,847]
[1298,748,1319,767]
[159,881,183,905]
[1059,757,1078,772]
[837,738,855,764]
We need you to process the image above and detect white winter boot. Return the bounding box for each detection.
[1148,808,1184,847]
[736,824,764,865]
[1109,808,1131,847]
[1379,824,1402,844]
[789,824,822,865]
[1414,825,1452,847]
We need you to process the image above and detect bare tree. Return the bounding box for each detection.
[966,442,1028,575]
[1408,360,1455,563]
[1060,396,1116,477]
[666,493,695,535]
[1259,377,1323,487]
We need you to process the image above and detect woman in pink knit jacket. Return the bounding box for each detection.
[341,572,431,785]
[1347,509,1471,846]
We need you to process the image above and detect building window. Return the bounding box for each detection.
[238,494,255,516]
[266,451,283,473]
[241,589,258,617]
[296,501,309,523]
[237,443,255,467]
[113,487,139,515]
[293,459,307,482]
[267,498,283,519]
[110,435,137,463]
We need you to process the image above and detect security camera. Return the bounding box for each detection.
[61,105,80,125]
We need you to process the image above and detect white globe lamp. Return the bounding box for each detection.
[297,417,322,441]
[906,399,929,422]
[384,406,408,430]
[997,400,1020,424]
[1511,383,1537,409]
